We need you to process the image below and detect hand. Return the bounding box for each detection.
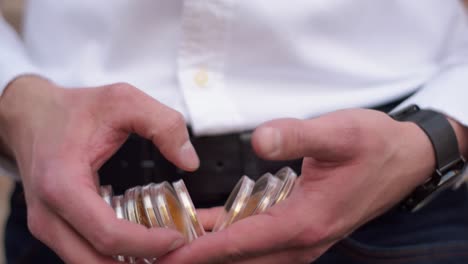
[0,75,200,263]
[157,108,457,264]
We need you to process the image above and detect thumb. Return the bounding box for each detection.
[99,83,200,171]
[251,115,362,161]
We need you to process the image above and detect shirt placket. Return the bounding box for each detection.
[177,0,242,135]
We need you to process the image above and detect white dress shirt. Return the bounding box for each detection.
[1,1,468,179]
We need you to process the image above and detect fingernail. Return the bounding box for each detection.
[169,238,185,251]
[256,127,281,158]
[180,141,200,170]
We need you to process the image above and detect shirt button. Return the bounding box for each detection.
[194,69,209,88]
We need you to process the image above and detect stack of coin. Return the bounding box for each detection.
[100,180,204,263]
[213,167,297,231]
[99,167,297,263]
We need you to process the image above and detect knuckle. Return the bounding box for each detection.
[164,111,185,133]
[222,248,245,263]
[106,82,135,101]
[155,110,186,143]
[335,117,363,148]
[221,231,248,262]
[36,171,63,207]
[92,224,120,255]
[296,221,331,248]
[293,122,310,155]
[27,210,44,240]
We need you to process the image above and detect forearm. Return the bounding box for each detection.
[0,75,56,161]
[0,13,42,161]
[0,6,49,133]
[0,76,32,163]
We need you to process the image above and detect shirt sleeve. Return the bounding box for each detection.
[395,3,468,128]
[0,15,38,180]
[396,64,468,127]
[0,14,39,93]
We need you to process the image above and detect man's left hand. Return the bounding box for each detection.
[158,109,463,264]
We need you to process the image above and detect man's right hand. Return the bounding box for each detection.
[0,75,200,263]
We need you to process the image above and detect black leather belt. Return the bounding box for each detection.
[99,132,302,208]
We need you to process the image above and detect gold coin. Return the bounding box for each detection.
[173,179,205,240]
[213,176,255,232]
[141,184,159,228]
[273,167,297,205]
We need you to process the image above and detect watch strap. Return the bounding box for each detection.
[392,105,460,172]
[390,105,465,211]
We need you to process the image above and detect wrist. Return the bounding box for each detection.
[397,121,436,185]
[390,105,466,211]
[447,118,468,158]
[0,75,59,159]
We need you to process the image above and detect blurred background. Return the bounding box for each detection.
[0,0,467,264]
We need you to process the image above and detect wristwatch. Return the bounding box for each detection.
[390,105,466,212]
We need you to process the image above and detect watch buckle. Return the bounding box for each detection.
[436,156,466,186]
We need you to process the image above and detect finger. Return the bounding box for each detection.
[66,189,185,258]
[30,206,118,264]
[135,258,155,264]
[158,212,297,264]
[49,170,186,258]
[101,84,199,171]
[196,207,223,231]
[239,241,334,264]
[235,246,327,264]
[251,113,364,161]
